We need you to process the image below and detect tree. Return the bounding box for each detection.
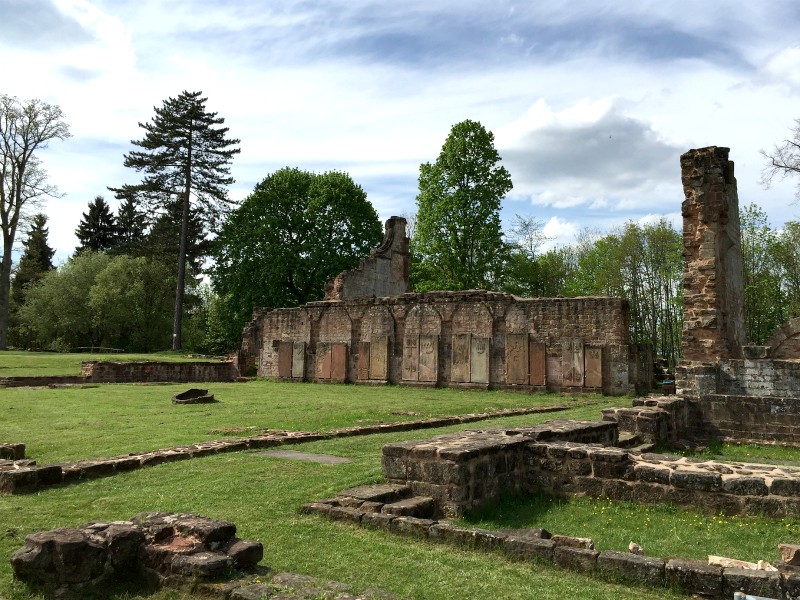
[0,94,70,349]
[212,167,382,339]
[11,212,54,303]
[109,91,240,350]
[761,119,800,198]
[740,203,784,344]
[75,196,118,253]
[413,119,512,291]
[16,251,112,351]
[112,193,148,255]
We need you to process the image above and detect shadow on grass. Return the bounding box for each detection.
[460,491,570,530]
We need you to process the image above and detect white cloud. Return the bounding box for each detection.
[541,216,579,251]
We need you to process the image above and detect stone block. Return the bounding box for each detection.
[633,464,670,485]
[723,567,782,598]
[597,551,665,586]
[783,569,800,600]
[338,483,410,503]
[665,558,722,597]
[300,503,334,516]
[504,536,556,562]
[553,546,598,573]
[670,470,722,492]
[381,496,435,518]
[782,544,800,566]
[171,551,232,580]
[722,476,768,496]
[361,512,395,531]
[0,468,38,493]
[328,507,364,525]
[552,535,594,550]
[505,333,528,384]
[389,516,435,539]
[225,539,263,570]
[770,477,800,497]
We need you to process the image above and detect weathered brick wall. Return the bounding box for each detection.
[246,292,645,394]
[82,361,238,383]
[680,146,744,362]
[324,216,410,300]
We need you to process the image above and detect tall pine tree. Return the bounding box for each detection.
[109,91,240,349]
[11,213,55,306]
[112,192,148,255]
[75,196,118,253]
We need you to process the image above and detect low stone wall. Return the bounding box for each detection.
[690,394,800,444]
[304,483,795,600]
[82,360,239,383]
[527,442,800,517]
[677,360,800,444]
[602,395,690,443]
[382,420,617,517]
[382,420,800,518]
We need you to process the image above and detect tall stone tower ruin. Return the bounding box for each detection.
[680,146,745,363]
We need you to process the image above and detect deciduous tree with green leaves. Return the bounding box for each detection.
[0,94,70,349]
[109,91,240,349]
[413,119,512,291]
[212,167,382,344]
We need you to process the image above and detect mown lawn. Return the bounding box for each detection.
[0,380,606,463]
[0,427,684,600]
[1,371,798,599]
[0,350,216,377]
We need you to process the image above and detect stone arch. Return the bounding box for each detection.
[764,317,800,359]
[402,303,441,382]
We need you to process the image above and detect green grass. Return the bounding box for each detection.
[657,438,800,465]
[461,492,800,563]
[0,429,684,600]
[0,363,793,600]
[0,380,608,463]
[0,350,217,377]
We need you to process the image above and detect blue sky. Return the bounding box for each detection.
[3,0,800,262]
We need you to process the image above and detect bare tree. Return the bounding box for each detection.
[761,118,800,199]
[0,95,70,349]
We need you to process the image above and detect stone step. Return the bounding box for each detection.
[617,432,642,449]
[630,442,656,453]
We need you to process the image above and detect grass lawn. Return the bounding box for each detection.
[0,372,796,599]
[0,427,684,600]
[659,438,800,465]
[0,350,219,377]
[0,380,608,463]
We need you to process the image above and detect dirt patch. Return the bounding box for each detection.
[254,450,352,465]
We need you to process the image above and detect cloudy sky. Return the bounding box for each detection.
[3,0,800,263]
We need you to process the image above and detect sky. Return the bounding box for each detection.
[3,0,800,264]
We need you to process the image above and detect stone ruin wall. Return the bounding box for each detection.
[680,146,745,363]
[678,147,800,444]
[238,214,650,394]
[324,216,410,300]
[242,292,647,395]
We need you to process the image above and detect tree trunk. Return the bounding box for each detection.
[172,129,193,351]
[0,235,13,349]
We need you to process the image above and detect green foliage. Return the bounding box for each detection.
[212,167,382,337]
[15,252,180,352]
[88,255,175,351]
[109,90,240,349]
[740,203,785,343]
[413,119,512,291]
[9,213,55,347]
[74,195,118,253]
[0,94,70,349]
[16,250,112,350]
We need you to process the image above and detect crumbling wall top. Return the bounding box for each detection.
[324,216,410,300]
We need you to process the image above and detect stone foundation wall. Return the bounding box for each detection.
[382,421,800,518]
[382,421,618,517]
[82,361,238,384]
[241,291,646,394]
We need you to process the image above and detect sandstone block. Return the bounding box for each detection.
[389,516,435,539]
[381,496,435,518]
[597,551,665,586]
[665,558,722,597]
[781,543,800,566]
[225,539,263,570]
[504,536,556,562]
[722,567,781,598]
[553,546,598,573]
